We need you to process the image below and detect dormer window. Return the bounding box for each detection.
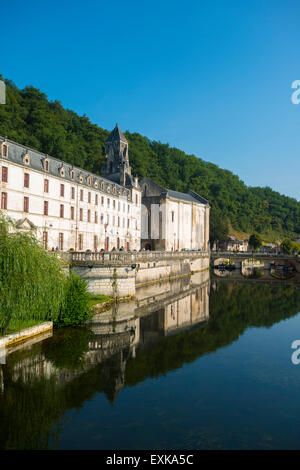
[79,173,83,183]
[94,179,98,189]
[43,158,50,172]
[2,143,8,158]
[70,169,75,179]
[100,181,104,191]
[23,152,30,165]
[107,185,111,193]
[60,166,65,177]
[87,175,91,186]
[112,186,116,195]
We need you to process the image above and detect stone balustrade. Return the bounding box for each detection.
[70,250,210,265]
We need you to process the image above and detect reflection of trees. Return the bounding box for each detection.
[0,368,63,449]
[124,282,300,386]
[1,281,300,449]
[41,327,91,370]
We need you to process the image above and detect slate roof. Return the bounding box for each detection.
[0,136,131,199]
[140,177,209,205]
[167,189,208,204]
[105,123,128,144]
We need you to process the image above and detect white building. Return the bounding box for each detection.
[0,124,141,251]
[140,178,210,251]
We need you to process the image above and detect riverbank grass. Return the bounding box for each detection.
[2,319,44,336]
[88,294,113,308]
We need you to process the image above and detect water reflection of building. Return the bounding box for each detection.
[3,272,210,403]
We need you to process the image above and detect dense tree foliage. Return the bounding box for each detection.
[1,76,300,239]
[249,233,263,250]
[55,274,90,327]
[281,238,294,255]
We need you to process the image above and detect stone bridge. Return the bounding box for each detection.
[211,252,300,273]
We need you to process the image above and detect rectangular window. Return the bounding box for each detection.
[71,187,75,199]
[118,216,120,227]
[95,194,98,205]
[2,167,8,182]
[24,196,29,213]
[95,212,98,223]
[80,208,83,221]
[59,233,64,251]
[128,205,130,213]
[113,200,116,210]
[1,192,7,209]
[88,192,91,203]
[171,211,174,223]
[44,201,48,216]
[94,235,98,251]
[136,195,138,204]
[44,179,49,193]
[107,198,110,208]
[60,204,64,218]
[71,206,75,220]
[2,145,8,158]
[60,184,64,197]
[118,202,120,211]
[107,214,110,224]
[101,196,104,205]
[24,173,30,188]
[100,214,104,224]
[113,216,115,226]
[80,189,83,201]
[87,209,91,222]
[127,219,130,228]
[79,234,83,250]
[43,231,48,249]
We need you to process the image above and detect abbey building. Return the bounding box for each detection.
[0,125,141,251]
[0,124,209,252]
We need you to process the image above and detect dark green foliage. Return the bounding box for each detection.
[1,77,300,238]
[281,238,293,255]
[249,232,263,250]
[56,274,90,327]
[42,327,91,370]
[209,205,229,245]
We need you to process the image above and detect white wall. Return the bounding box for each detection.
[0,159,141,251]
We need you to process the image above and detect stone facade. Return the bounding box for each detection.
[0,125,141,251]
[140,177,210,251]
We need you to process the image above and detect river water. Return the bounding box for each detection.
[1,271,300,450]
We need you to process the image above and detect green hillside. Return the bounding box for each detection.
[0,76,299,242]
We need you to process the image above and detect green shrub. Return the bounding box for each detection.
[56,274,91,327]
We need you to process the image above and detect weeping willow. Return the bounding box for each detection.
[0,213,67,335]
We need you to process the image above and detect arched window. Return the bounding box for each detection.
[43,158,50,171]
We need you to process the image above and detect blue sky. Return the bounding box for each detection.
[1,0,300,199]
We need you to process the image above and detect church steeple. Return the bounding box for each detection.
[102,123,132,186]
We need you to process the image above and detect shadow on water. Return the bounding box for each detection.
[1,273,300,449]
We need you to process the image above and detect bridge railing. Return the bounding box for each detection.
[70,250,209,264]
[211,251,299,258]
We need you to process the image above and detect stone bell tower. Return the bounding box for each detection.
[102,123,133,186]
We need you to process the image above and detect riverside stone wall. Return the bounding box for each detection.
[72,252,210,296]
